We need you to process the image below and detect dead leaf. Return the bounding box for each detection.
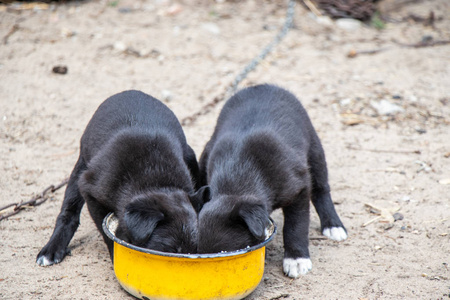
[340,113,364,125]
[363,203,400,227]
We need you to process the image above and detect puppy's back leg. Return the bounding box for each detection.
[282,188,312,278]
[36,156,87,266]
[308,137,347,241]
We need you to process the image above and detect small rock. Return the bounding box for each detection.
[336,18,363,31]
[399,196,410,202]
[52,65,68,75]
[415,127,427,134]
[384,223,394,230]
[113,41,127,52]
[438,178,450,185]
[166,4,183,16]
[370,99,404,116]
[201,22,221,35]
[161,90,172,102]
[316,16,334,27]
[340,98,352,106]
[439,98,449,106]
[393,212,404,221]
[118,7,133,13]
[408,95,418,102]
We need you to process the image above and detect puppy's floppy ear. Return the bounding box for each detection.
[124,197,165,246]
[189,186,211,213]
[238,202,270,241]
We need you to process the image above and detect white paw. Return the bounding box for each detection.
[36,256,58,266]
[323,227,347,241]
[283,258,312,278]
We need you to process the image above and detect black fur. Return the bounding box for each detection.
[37,90,201,266]
[197,84,346,274]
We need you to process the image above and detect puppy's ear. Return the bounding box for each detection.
[124,197,165,246]
[238,202,270,240]
[189,186,211,213]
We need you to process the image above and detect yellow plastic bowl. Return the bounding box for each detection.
[102,213,276,300]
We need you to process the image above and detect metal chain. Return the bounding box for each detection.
[0,178,69,221]
[1,0,297,221]
[181,0,296,126]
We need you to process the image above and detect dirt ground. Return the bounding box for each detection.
[1,0,449,299]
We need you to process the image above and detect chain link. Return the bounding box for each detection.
[1,1,297,221]
[0,178,69,221]
[181,0,296,126]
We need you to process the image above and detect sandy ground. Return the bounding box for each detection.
[1,0,449,299]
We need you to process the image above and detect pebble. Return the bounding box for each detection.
[370,99,404,116]
[113,41,127,52]
[415,127,427,134]
[315,16,334,27]
[439,178,450,185]
[161,90,172,102]
[52,65,68,75]
[393,212,404,221]
[340,98,352,106]
[202,23,221,35]
[336,18,363,31]
[399,196,410,202]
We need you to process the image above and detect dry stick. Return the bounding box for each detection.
[3,24,19,45]
[348,39,450,58]
[347,47,391,58]
[309,236,329,240]
[394,39,450,48]
[302,0,322,17]
[270,294,290,300]
[346,145,421,154]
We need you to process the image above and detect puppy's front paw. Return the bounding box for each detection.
[323,227,347,241]
[283,257,312,277]
[36,246,69,266]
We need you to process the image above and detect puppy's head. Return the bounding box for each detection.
[117,191,199,254]
[197,195,270,254]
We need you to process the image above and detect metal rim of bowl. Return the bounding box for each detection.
[102,212,277,259]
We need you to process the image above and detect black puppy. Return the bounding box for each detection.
[197,84,347,277]
[37,90,202,266]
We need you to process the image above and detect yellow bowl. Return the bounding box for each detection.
[102,213,276,300]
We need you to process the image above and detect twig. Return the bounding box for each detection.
[346,145,421,154]
[270,294,290,300]
[3,24,19,45]
[347,47,391,58]
[394,39,450,48]
[363,216,382,227]
[348,39,450,58]
[302,0,322,17]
